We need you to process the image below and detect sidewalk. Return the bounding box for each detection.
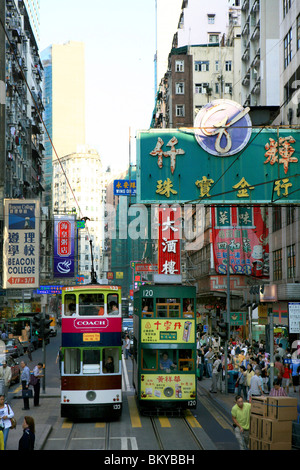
[6,387,60,451]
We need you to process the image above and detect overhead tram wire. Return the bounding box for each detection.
[0,15,92,238]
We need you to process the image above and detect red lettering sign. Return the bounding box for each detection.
[57,221,71,257]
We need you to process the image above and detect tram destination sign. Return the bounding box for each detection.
[136,100,300,204]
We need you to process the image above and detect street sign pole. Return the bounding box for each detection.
[225,244,230,394]
[268,307,274,389]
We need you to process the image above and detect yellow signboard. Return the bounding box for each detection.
[140,374,196,401]
[83,333,100,342]
[141,319,195,344]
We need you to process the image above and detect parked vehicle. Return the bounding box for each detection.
[4,338,24,357]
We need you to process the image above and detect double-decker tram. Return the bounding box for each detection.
[60,284,122,420]
[133,284,197,415]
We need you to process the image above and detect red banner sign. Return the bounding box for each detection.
[158,206,181,275]
[57,221,71,257]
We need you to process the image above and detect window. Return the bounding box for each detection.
[215,60,219,71]
[225,60,232,71]
[175,82,185,94]
[64,294,76,316]
[107,294,119,315]
[175,60,184,72]
[176,104,185,117]
[215,82,220,94]
[297,14,300,50]
[287,206,296,225]
[103,347,119,374]
[284,28,292,69]
[272,206,282,232]
[224,83,233,94]
[79,293,104,316]
[83,349,100,374]
[273,249,282,281]
[287,244,296,279]
[195,61,209,72]
[207,14,215,24]
[209,33,219,44]
[195,83,209,94]
[283,0,292,17]
[64,348,81,374]
[156,300,180,317]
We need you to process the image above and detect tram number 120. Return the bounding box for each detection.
[143,289,153,297]
[188,400,196,407]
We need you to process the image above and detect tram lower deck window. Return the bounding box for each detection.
[64,348,80,374]
[103,347,119,374]
[83,349,101,374]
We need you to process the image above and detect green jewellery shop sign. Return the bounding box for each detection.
[136,100,300,204]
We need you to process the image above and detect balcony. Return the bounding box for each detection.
[251,20,260,41]
[242,71,251,86]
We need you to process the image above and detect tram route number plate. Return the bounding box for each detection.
[83,333,100,342]
[160,331,177,340]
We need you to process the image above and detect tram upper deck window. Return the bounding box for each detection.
[178,349,194,371]
[64,294,76,316]
[183,299,194,318]
[142,301,154,318]
[107,294,120,315]
[64,348,80,374]
[79,293,104,316]
[82,349,101,374]
[156,299,180,318]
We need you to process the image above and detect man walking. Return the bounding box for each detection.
[210,354,222,393]
[231,395,251,450]
[0,361,11,400]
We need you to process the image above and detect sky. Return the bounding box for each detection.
[39,0,157,174]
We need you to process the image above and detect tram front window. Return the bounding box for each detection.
[79,294,105,316]
[64,348,80,374]
[64,294,76,316]
[156,300,180,318]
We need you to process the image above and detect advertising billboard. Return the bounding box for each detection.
[53,215,76,278]
[3,199,40,289]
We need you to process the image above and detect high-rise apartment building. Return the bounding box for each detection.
[241,0,280,108]
[42,41,86,208]
[23,0,40,45]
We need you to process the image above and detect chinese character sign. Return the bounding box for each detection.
[136,102,300,205]
[141,319,195,343]
[54,215,75,278]
[211,205,269,277]
[3,199,40,288]
[158,206,181,276]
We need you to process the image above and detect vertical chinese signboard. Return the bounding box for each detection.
[3,199,40,289]
[155,205,181,283]
[54,215,75,278]
[211,205,269,277]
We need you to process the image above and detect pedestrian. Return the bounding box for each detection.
[56,347,63,375]
[269,379,287,397]
[26,342,33,362]
[0,361,12,400]
[32,363,44,407]
[282,359,292,394]
[236,366,247,401]
[249,368,264,399]
[196,348,204,381]
[0,394,14,450]
[20,361,31,410]
[231,395,251,450]
[274,355,285,386]
[204,346,214,378]
[124,335,132,359]
[18,416,35,451]
[210,354,222,393]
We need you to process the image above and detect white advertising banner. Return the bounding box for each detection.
[288,302,300,334]
[3,199,40,289]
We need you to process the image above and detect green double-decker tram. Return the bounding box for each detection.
[133,284,197,415]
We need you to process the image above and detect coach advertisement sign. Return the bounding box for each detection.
[3,199,40,288]
[54,215,75,278]
[136,100,300,204]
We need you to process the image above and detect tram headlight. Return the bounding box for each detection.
[86,391,97,402]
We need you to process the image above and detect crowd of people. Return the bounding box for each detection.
[197,333,300,450]
[196,333,300,399]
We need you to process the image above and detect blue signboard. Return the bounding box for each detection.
[114,179,136,196]
[136,100,300,205]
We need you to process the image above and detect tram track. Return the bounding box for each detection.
[149,414,205,450]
